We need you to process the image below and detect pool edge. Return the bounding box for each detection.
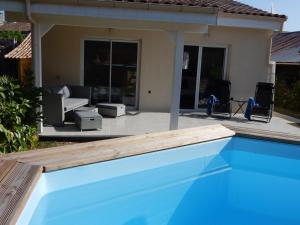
[1,124,299,225]
[227,125,300,145]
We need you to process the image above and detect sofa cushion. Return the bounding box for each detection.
[50,85,71,98]
[59,85,71,98]
[64,98,89,112]
[62,86,71,98]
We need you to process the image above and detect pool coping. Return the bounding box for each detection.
[227,125,300,145]
[0,124,299,225]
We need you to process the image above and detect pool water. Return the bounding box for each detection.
[18,137,300,225]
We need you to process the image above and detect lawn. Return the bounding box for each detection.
[275,106,300,120]
[36,141,76,149]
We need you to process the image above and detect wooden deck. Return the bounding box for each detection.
[6,124,235,172]
[227,125,300,145]
[0,160,42,225]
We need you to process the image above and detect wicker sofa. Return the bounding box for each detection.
[43,85,91,126]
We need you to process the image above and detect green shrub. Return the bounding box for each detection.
[0,75,42,153]
[0,31,25,42]
[275,78,300,113]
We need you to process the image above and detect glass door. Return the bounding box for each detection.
[84,40,110,103]
[111,42,138,107]
[84,40,138,108]
[198,47,226,109]
[180,46,199,109]
[180,46,226,110]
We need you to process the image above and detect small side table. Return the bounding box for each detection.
[96,103,126,117]
[231,99,247,116]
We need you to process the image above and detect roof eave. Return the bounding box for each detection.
[276,62,300,65]
[1,0,286,31]
[217,11,286,31]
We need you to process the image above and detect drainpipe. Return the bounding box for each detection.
[267,31,276,84]
[25,0,36,24]
[25,0,43,133]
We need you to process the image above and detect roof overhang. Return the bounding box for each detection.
[217,12,286,31]
[1,0,286,32]
[276,62,300,66]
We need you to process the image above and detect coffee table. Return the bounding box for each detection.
[74,110,102,131]
[96,103,126,117]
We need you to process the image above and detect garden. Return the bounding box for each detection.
[275,65,300,119]
[0,74,41,153]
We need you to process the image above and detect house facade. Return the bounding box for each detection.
[1,0,286,130]
[42,25,276,112]
[272,31,300,115]
[272,31,300,78]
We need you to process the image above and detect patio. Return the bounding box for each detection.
[41,111,300,139]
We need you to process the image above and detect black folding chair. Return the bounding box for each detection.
[251,82,275,123]
[209,80,232,119]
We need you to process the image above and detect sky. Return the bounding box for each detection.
[239,0,300,31]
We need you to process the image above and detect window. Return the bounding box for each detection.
[84,40,138,107]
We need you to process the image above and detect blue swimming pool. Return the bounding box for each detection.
[17,137,300,225]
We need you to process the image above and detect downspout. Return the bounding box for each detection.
[25,0,43,133]
[268,18,286,83]
[268,35,276,84]
[25,0,36,24]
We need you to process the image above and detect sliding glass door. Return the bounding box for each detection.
[180,46,227,110]
[180,46,199,109]
[84,41,110,103]
[111,42,138,106]
[198,47,226,108]
[84,40,138,108]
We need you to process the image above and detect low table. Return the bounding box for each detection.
[96,103,126,117]
[74,111,102,131]
[231,99,247,116]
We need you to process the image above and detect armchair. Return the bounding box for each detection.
[43,85,91,126]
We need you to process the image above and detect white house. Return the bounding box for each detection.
[0,0,286,131]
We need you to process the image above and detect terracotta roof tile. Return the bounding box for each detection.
[272,32,300,63]
[0,22,31,32]
[5,33,31,59]
[108,0,287,18]
[272,32,300,53]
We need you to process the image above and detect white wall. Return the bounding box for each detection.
[42,26,174,112]
[42,25,272,112]
[185,26,272,101]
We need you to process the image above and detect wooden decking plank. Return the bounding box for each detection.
[0,160,17,182]
[7,125,232,161]
[10,125,235,172]
[0,161,42,225]
[13,126,227,165]
[7,125,199,159]
[226,125,300,145]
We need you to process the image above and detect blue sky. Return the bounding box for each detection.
[239,0,300,31]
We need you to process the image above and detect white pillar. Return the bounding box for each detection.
[267,61,276,84]
[169,31,184,130]
[32,23,43,133]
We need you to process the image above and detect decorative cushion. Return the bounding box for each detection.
[51,85,71,98]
